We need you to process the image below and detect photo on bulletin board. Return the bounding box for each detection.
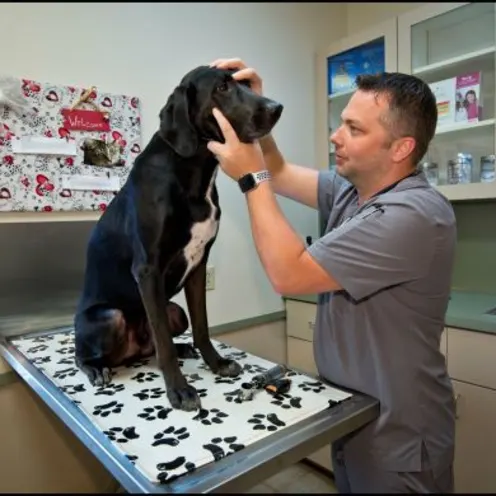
[327,37,385,96]
[0,76,142,213]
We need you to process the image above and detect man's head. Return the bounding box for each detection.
[330,72,437,187]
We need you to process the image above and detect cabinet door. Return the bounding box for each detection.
[398,2,496,202]
[287,337,333,473]
[452,380,496,493]
[285,300,317,343]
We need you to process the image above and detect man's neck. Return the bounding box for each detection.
[355,168,417,205]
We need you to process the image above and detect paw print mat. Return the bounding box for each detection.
[11,329,352,485]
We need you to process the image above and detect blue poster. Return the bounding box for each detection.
[328,37,385,96]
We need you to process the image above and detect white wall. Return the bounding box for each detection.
[346,2,427,32]
[0,2,346,325]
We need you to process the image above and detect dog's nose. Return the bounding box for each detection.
[267,102,283,120]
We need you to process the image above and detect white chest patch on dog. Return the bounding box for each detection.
[178,169,219,288]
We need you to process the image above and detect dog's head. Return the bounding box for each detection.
[158,65,283,158]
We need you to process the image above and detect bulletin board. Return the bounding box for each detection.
[0,76,142,213]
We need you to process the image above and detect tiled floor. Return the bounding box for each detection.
[245,461,337,493]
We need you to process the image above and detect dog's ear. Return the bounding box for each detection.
[159,85,198,158]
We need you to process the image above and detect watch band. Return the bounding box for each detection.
[238,170,271,193]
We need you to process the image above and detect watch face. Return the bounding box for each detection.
[239,174,256,193]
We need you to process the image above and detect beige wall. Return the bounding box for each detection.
[346,2,427,33]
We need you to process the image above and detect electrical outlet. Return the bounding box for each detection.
[206,265,215,291]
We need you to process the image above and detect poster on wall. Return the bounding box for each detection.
[0,76,142,213]
[327,37,385,96]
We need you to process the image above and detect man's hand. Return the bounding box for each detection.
[207,108,266,181]
[209,58,263,96]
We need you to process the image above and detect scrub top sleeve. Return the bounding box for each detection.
[307,203,436,302]
[317,170,343,222]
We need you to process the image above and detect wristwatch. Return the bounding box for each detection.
[238,170,271,193]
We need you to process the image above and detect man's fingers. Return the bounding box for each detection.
[211,108,237,142]
[209,58,247,71]
[206,140,223,156]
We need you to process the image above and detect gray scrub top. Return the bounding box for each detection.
[307,169,456,476]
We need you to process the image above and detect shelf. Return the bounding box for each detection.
[435,119,495,137]
[436,181,496,202]
[413,46,496,78]
[328,88,354,101]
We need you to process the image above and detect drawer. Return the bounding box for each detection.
[286,300,317,342]
[447,327,496,390]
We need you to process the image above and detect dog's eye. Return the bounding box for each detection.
[217,82,228,92]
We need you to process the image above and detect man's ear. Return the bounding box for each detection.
[158,85,198,158]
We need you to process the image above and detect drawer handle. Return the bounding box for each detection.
[308,320,315,331]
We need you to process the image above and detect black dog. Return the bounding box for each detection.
[74,65,283,411]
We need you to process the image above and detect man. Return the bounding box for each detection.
[207,58,456,493]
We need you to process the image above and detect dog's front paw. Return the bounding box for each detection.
[167,384,201,411]
[216,358,242,378]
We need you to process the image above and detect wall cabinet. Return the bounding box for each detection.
[316,2,496,207]
[285,299,496,492]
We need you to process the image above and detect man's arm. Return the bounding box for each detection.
[245,180,343,295]
[259,134,320,210]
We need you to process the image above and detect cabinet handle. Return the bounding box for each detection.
[308,320,315,331]
[454,393,461,419]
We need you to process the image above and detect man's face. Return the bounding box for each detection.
[330,90,395,182]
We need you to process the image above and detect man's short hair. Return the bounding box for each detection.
[356,72,438,166]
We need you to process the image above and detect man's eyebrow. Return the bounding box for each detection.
[341,116,362,126]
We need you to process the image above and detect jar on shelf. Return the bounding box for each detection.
[447,153,473,185]
[421,161,439,186]
[480,155,495,183]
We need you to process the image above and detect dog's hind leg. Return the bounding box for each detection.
[74,307,128,387]
[134,263,201,411]
[184,261,242,377]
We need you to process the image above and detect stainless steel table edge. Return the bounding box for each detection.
[0,327,380,493]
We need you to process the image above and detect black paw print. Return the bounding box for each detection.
[247,413,286,432]
[32,356,51,365]
[31,335,54,343]
[95,383,125,396]
[104,426,139,443]
[225,351,248,360]
[53,367,79,379]
[184,373,203,384]
[223,388,243,404]
[298,380,326,393]
[215,342,233,351]
[59,337,74,346]
[60,383,86,395]
[196,388,208,398]
[56,346,75,355]
[156,456,196,484]
[27,344,49,353]
[138,405,172,421]
[270,393,302,410]
[192,408,228,425]
[124,358,150,369]
[133,387,166,401]
[57,357,74,365]
[126,454,138,465]
[214,375,242,385]
[243,363,267,374]
[286,370,301,378]
[131,371,160,383]
[93,400,124,417]
[203,436,245,461]
[152,426,190,447]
